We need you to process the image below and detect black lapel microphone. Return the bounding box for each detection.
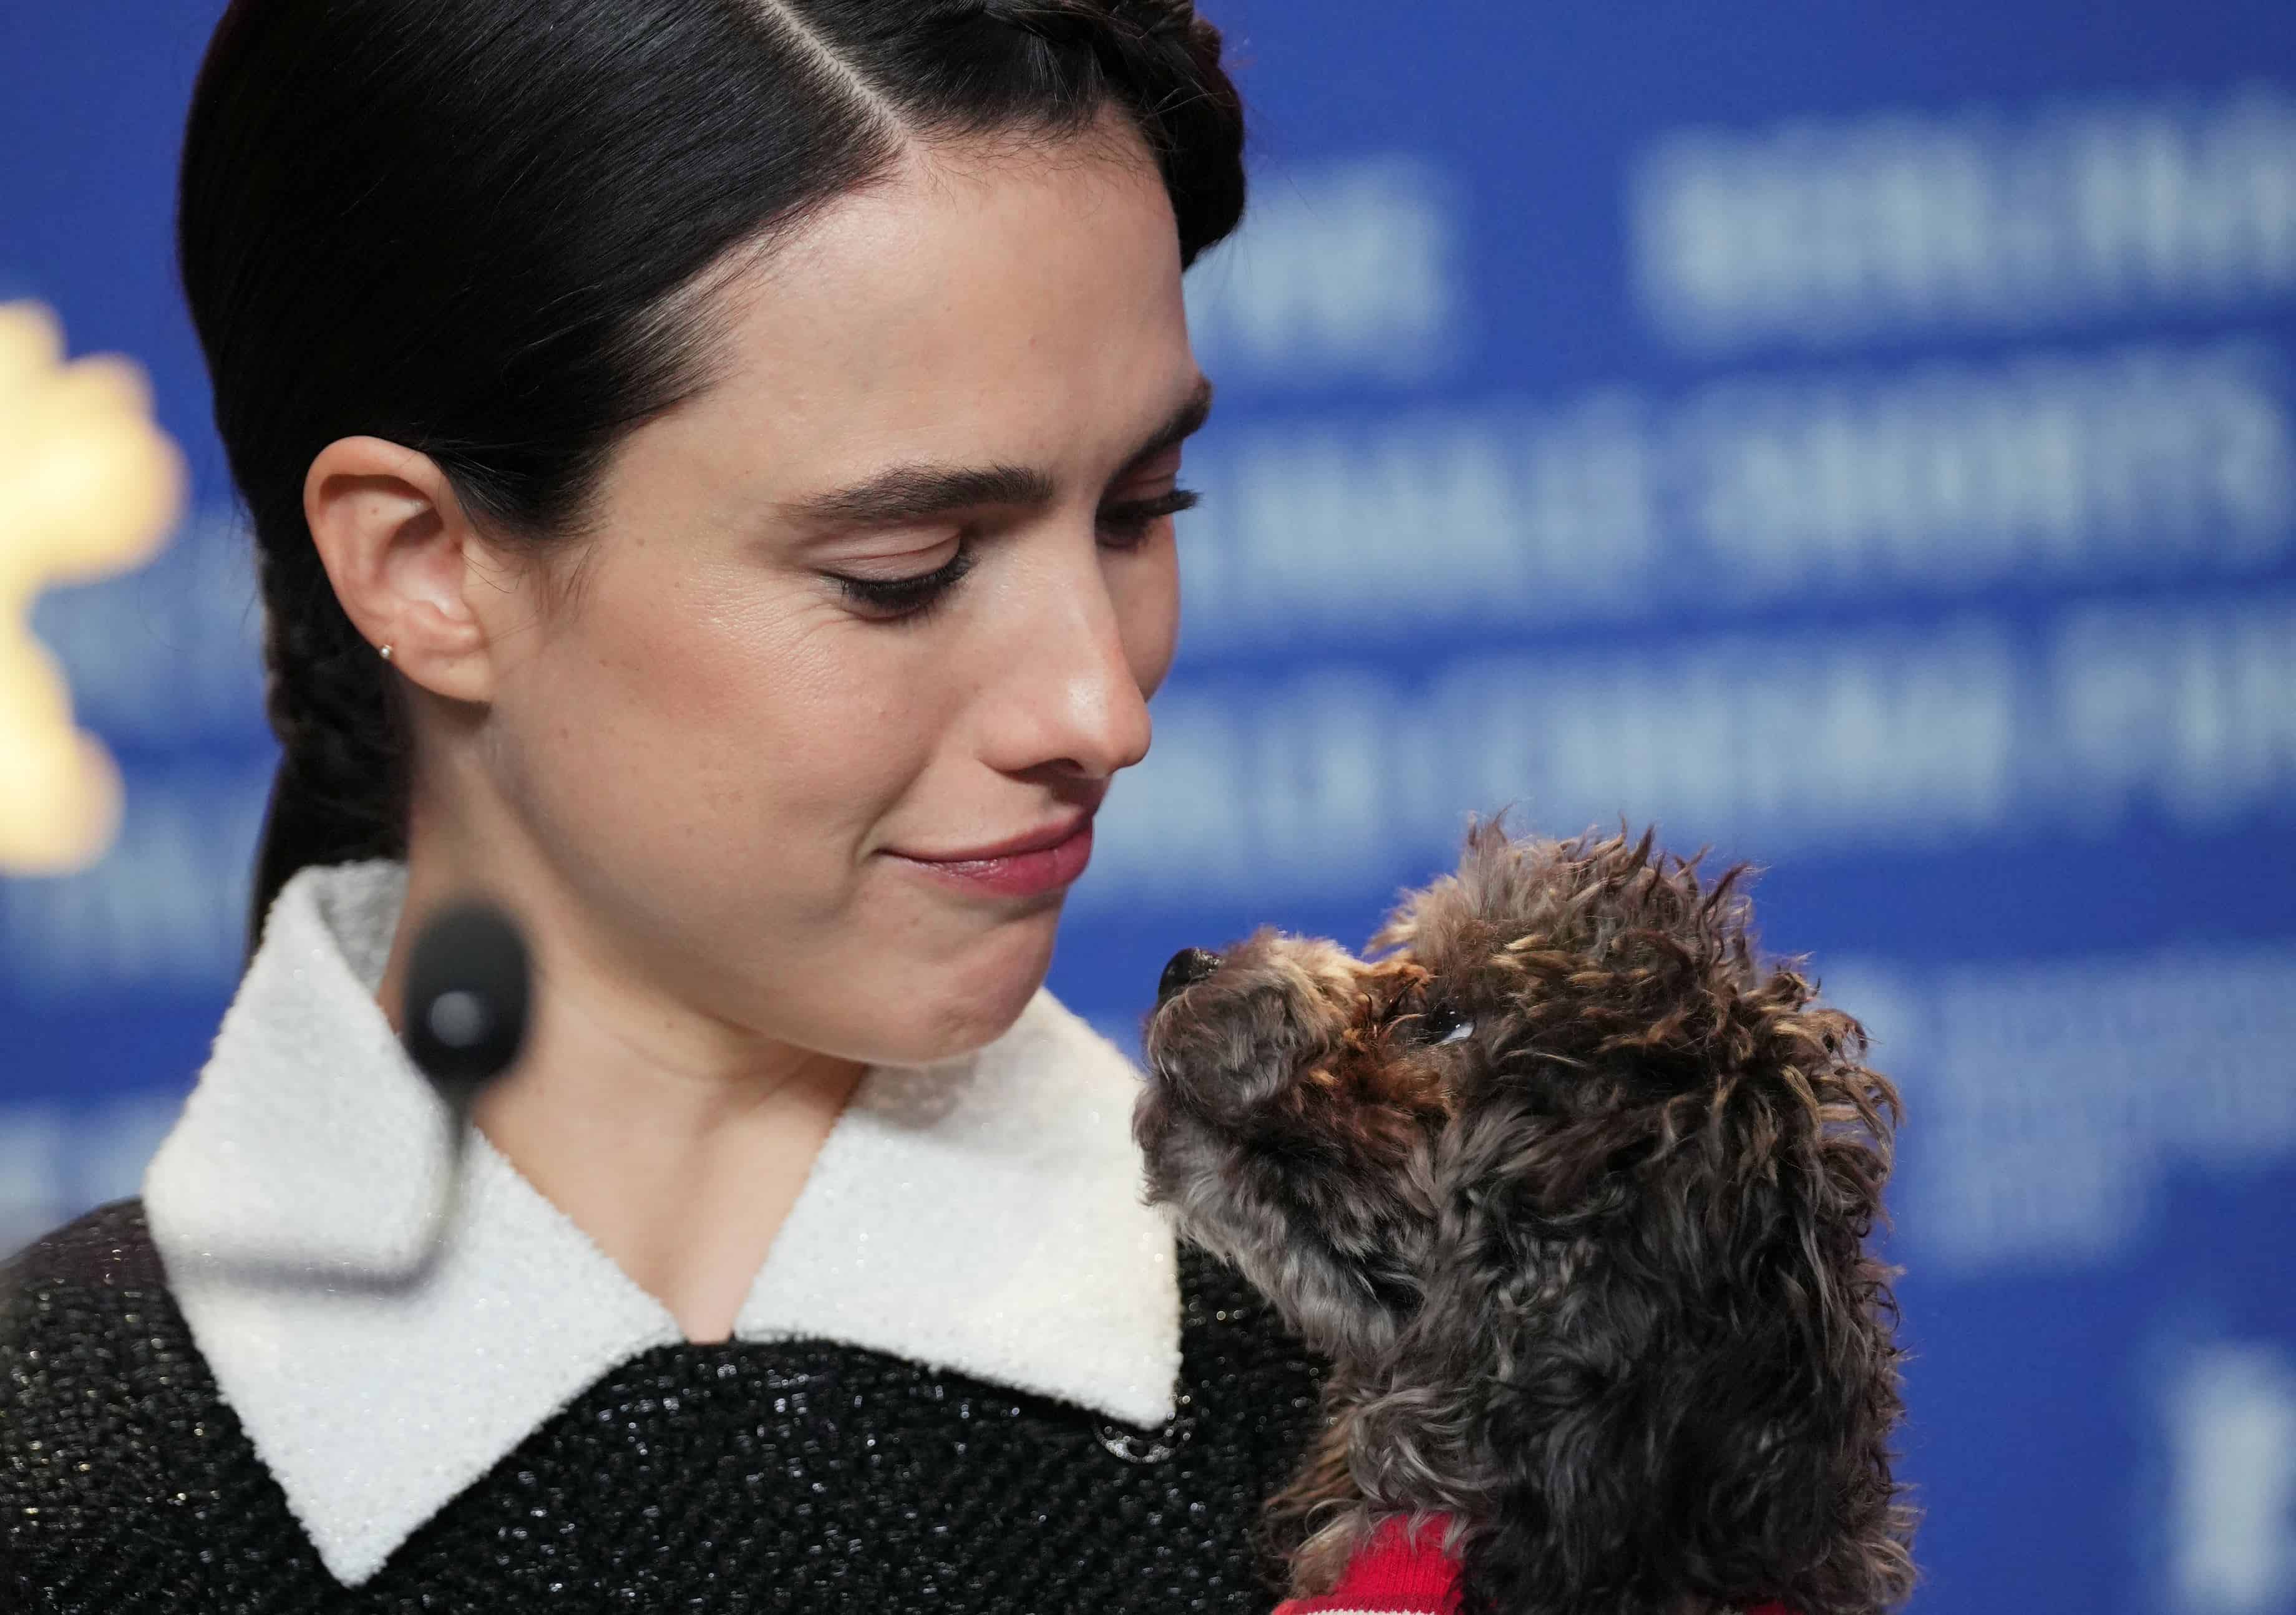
[400,898,532,1120]
[196,897,533,1291]
[371,896,535,1281]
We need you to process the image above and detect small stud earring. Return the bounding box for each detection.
[378,643,395,661]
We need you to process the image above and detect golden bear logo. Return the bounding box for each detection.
[0,299,186,875]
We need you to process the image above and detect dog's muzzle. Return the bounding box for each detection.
[1157,947,1222,1006]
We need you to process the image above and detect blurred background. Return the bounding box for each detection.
[4,3,2293,1611]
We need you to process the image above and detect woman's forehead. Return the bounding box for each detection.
[626,131,1195,511]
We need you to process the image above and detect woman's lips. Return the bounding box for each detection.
[888,817,1096,899]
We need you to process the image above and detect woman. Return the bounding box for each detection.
[0,1,1324,1608]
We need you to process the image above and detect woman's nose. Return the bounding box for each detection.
[983,551,1157,781]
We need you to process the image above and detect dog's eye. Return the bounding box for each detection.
[1415,1004,1475,1046]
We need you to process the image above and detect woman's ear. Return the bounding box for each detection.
[303,435,510,705]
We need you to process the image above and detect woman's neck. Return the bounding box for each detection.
[374,837,867,1343]
[467,994,866,1343]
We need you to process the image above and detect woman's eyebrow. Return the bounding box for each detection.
[1117,374,1215,476]
[782,463,1055,530]
[779,376,1215,533]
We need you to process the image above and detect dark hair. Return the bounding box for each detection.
[177,0,1248,963]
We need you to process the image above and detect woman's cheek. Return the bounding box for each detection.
[736,617,956,844]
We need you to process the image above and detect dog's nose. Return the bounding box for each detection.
[1157,947,1222,1005]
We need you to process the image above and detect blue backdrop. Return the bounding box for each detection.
[5,4,2293,1612]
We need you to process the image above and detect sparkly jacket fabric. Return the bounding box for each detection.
[0,860,1325,1611]
[1,1203,1321,1613]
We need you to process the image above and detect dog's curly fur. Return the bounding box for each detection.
[1134,822,1916,1615]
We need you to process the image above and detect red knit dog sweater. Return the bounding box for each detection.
[1270,1515,1796,1615]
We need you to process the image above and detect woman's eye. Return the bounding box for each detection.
[1097,487,1199,549]
[827,542,976,622]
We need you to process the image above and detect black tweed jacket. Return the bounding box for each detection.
[1,1200,1322,1613]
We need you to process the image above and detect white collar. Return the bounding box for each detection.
[144,858,1180,1588]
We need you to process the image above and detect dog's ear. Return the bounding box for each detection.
[1352,828,1920,1615]
[1449,987,1917,1615]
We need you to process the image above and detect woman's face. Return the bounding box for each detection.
[469,130,1204,1067]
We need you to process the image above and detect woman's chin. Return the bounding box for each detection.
[858,918,1061,1068]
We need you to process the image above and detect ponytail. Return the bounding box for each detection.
[241,531,409,963]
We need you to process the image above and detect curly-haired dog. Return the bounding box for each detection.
[1134,823,1915,1615]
